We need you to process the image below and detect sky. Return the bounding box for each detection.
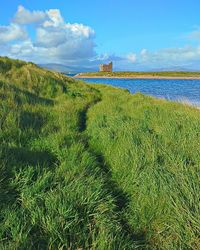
[0,0,200,71]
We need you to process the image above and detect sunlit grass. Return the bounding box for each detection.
[79,71,200,77]
[86,85,200,249]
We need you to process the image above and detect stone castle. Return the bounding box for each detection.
[99,62,113,72]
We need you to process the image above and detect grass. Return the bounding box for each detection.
[86,85,200,249]
[78,71,200,77]
[0,56,200,249]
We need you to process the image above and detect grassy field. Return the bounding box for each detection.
[77,71,200,78]
[0,57,200,249]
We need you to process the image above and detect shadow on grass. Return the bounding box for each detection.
[0,81,54,106]
[93,152,146,246]
[6,147,58,168]
[19,111,46,131]
[13,86,54,106]
[78,98,101,132]
[0,146,58,205]
[78,108,88,132]
[77,100,146,247]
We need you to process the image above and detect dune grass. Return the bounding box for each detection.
[86,85,200,249]
[0,57,137,249]
[0,57,200,249]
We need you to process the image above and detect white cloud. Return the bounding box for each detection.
[13,5,47,25]
[35,27,67,48]
[92,53,122,61]
[10,40,34,55]
[141,49,147,56]
[188,29,200,40]
[7,35,96,65]
[0,23,27,43]
[35,23,95,50]
[139,46,200,65]
[2,5,96,65]
[127,53,137,63]
[43,9,64,27]
[65,23,95,38]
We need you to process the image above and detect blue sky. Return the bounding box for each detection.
[0,0,200,71]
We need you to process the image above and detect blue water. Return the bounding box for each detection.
[78,78,200,106]
[66,73,77,77]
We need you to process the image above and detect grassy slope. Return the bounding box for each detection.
[0,57,134,249]
[87,85,200,249]
[0,57,200,249]
[79,71,200,77]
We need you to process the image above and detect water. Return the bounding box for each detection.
[66,73,77,77]
[78,78,200,106]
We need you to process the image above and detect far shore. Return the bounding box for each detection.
[74,74,200,80]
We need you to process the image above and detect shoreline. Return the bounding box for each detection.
[74,74,200,80]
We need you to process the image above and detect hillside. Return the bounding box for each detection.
[0,57,200,249]
[39,63,97,74]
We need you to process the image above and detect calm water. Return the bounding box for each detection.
[78,78,200,106]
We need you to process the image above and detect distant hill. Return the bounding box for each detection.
[39,63,200,74]
[151,66,200,72]
[39,63,97,74]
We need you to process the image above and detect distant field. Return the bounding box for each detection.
[0,57,200,249]
[76,71,200,78]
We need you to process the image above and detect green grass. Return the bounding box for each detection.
[0,57,200,249]
[86,85,200,249]
[79,71,200,77]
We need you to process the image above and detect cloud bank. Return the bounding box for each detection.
[0,6,97,66]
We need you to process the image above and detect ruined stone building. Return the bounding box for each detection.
[99,62,113,72]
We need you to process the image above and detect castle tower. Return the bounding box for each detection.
[99,61,113,72]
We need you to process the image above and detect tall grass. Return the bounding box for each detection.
[0,57,200,249]
[86,85,200,249]
[0,57,135,249]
